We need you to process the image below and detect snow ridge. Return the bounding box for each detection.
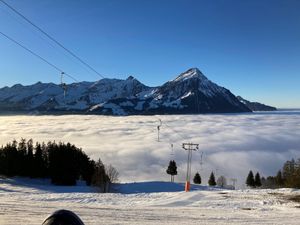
[0,68,252,115]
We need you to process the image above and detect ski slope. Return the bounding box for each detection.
[1,178,300,225]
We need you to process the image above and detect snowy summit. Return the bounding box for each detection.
[0,68,274,115]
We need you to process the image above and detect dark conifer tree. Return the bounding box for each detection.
[0,139,113,189]
[91,159,109,192]
[261,176,266,186]
[166,160,177,182]
[48,142,84,185]
[84,160,96,186]
[41,142,49,177]
[208,171,216,186]
[7,141,19,176]
[17,138,27,176]
[282,159,296,187]
[17,138,27,153]
[246,170,255,187]
[254,172,262,187]
[193,172,201,184]
[26,139,34,177]
[276,170,284,187]
[33,142,46,177]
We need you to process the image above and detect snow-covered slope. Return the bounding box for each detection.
[237,96,277,111]
[0,68,251,115]
[0,77,151,114]
[147,68,251,114]
[1,178,300,225]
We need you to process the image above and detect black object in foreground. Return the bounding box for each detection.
[42,210,85,225]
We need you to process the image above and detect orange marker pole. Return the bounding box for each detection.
[185,181,190,192]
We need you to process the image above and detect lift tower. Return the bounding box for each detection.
[182,143,199,192]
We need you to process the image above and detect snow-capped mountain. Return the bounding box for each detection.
[0,68,253,115]
[145,68,251,114]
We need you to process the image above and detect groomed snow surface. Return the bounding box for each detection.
[1,178,300,225]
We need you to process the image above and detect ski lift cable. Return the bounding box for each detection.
[162,133,176,146]
[155,117,177,144]
[154,116,205,164]
[64,72,79,83]
[0,0,106,79]
[198,151,204,170]
[155,116,204,146]
[154,115,188,142]
[0,3,79,69]
[0,31,79,83]
[163,121,188,141]
[156,119,179,146]
[154,118,179,157]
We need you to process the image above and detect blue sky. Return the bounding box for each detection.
[0,0,299,108]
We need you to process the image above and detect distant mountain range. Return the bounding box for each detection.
[0,68,276,115]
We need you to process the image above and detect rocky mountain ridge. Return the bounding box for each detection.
[0,68,272,115]
[237,96,277,111]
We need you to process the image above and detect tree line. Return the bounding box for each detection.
[245,171,262,188]
[260,158,300,188]
[167,157,300,190]
[166,160,228,187]
[246,158,300,189]
[0,139,118,192]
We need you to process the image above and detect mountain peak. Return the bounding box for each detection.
[189,67,203,74]
[173,68,207,83]
[126,75,135,80]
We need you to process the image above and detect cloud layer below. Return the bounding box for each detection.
[0,111,299,188]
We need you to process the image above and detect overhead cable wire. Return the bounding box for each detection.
[0,0,106,79]
[163,121,189,141]
[1,5,93,76]
[154,116,189,142]
[0,31,78,82]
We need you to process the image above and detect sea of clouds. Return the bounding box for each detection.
[0,111,299,188]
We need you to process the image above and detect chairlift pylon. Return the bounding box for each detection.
[170,143,174,156]
[157,119,162,142]
[60,72,67,99]
[199,151,204,171]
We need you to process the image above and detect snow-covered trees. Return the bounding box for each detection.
[166,160,177,182]
[208,172,216,186]
[193,172,201,184]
